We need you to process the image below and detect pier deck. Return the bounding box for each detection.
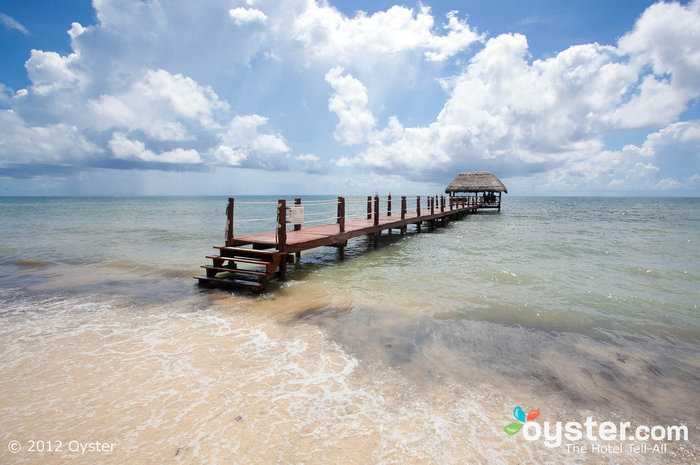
[231,208,474,252]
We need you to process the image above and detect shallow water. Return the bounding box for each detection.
[0,196,698,464]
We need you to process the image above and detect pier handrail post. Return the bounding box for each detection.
[225,197,234,247]
[431,196,435,215]
[277,199,287,251]
[338,196,345,232]
[367,196,372,220]
[388,194,392,217]
[401,196,406,220]
[417,196,421,217]
[441,195,445,213]
[294,198,302,231]
[374,195,379,226]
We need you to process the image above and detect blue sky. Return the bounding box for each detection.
[0,0,698,196]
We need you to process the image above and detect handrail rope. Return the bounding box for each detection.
[301,217,339,225]
[301,210,337,217]
[296,199,339,205]
[235,201,280,205]
[235,217,278,223]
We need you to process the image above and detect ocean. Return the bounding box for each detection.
[0,196,698,464]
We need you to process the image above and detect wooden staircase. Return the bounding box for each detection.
[195,246,287,293]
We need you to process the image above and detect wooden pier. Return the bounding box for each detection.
[196,193,501,292]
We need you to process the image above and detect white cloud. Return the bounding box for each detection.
[0,110,101,165]
[25,50,84,96]
[1,0,698,195]
[88,69,227,141]
[109,132,201,163]
[293,4,481,65]
[229,7,268,25]
[0,12,29,35]
[324,67,376,145]
[425,10,483,62]
[212,115,290,166]
[542,121,700,192]
[336,1,700,191]
[296,153,323,173]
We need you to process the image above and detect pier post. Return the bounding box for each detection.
[225,197,234,247]
[294,197,302,261]
[431,196,435,215]
[388,194,392,217]
[416,196,421,233]
[338,196,345,232]
[367,196,372,220]
[401,196,406,234]
[441,195,445,213]
[294,198,302,231]
[374,195,379,226]
[277,199,287,252]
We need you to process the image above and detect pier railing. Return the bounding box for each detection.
[225,194,495,248]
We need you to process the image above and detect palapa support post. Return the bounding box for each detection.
[225,197,234,247]
[498,192,502,212]
[294,198,302,231]
[367,196,372,220]
[338,196,345,233]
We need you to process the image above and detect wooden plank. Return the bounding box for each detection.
[205,255,269,266]
[214,246,280,256]
[201,265,267,277]
[195,275,264,291]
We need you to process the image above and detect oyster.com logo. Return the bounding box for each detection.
[504,406,540,435]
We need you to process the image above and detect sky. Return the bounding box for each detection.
[0,0,698,196]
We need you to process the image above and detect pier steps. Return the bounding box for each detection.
[195,246,287,292]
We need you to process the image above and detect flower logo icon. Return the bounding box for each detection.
[504,406,540,435]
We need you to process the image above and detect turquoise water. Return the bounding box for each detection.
[0,196,698,464]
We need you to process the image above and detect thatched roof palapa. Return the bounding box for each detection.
[445,172,508,194]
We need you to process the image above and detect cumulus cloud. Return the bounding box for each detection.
[324,67,376,145]
[88,69,228,141]
[296,153,324,173]
[293,4,481,67]
[1,0,698,195]
[212,115,290,166]
[336,1,700,192]
[542,121,700,192]
[229,7,268,25]
[0,110,101,166]
[109,132,201,164]
[25,50,84,96]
